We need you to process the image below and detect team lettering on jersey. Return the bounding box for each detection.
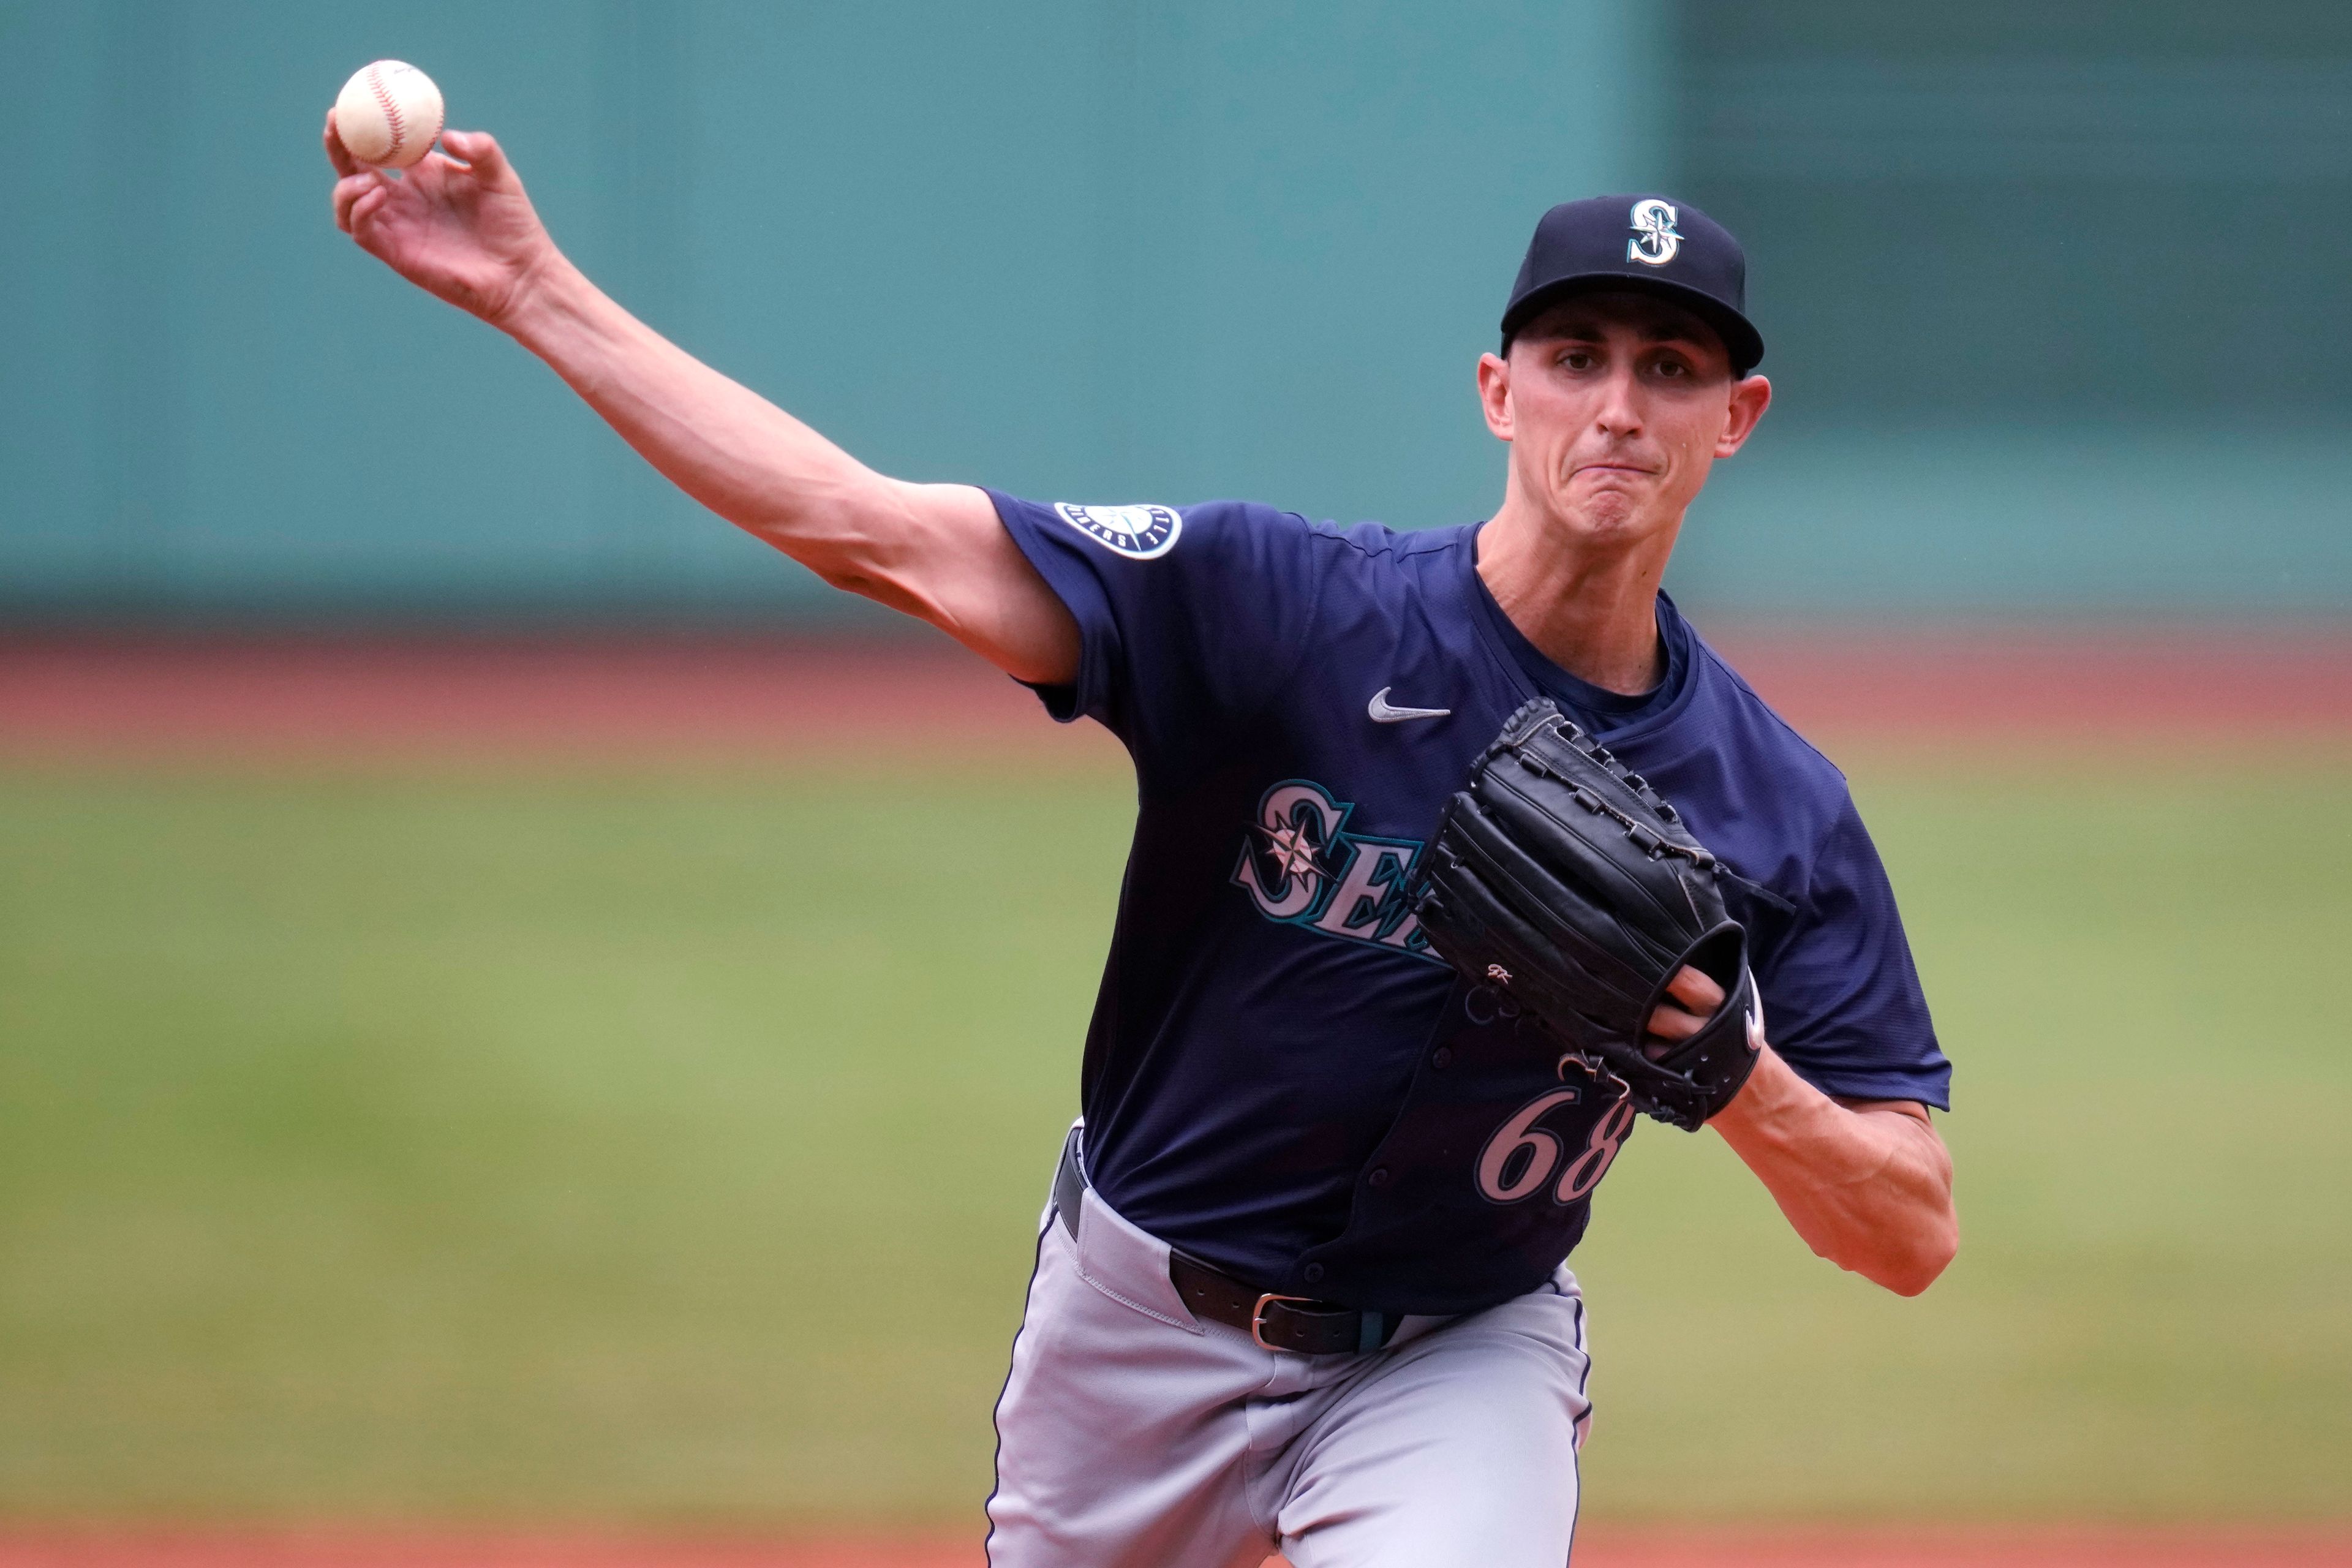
[1231,780,1437,959]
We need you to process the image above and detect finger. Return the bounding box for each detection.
[437,129,507,181]
[323,108,361,178]
[346,181,394,239]
[331,171,382,233]
[1645,1003,1704,1043]
[1665,965,1724,1015]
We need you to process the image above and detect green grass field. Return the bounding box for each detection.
[1,756,2346,1526]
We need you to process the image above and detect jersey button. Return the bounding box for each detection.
[1368,1167,1391,1188]
[1431,1047,1453,1069]
[1302,1262,1326,1285]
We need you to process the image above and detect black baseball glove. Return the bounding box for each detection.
[1412,698,1762,1131]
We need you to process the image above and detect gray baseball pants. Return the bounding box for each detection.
[984,1131,1594,1567]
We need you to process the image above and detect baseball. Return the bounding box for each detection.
[333,60,444,170]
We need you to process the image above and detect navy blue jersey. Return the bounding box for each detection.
[992,494,1950,1315]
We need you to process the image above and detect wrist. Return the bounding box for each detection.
[496,244,585,347]
[1707,1043,1825,1145]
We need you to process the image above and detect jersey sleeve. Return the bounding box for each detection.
[1755,795,1952,1110]
[987,492,1327,777]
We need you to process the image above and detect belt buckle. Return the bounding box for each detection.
[1250,1291,1317,1352]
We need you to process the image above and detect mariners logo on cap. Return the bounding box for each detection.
[1054,502,1182,561]
[1627,198,1680,267]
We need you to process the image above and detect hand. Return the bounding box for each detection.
[1644,965,1724,1058]
[326,114,559,330]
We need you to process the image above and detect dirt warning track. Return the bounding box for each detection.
[3,626,2348,767]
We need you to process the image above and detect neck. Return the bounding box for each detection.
[1476,491,1679,696]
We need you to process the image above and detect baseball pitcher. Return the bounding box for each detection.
[328,115,1957,1567]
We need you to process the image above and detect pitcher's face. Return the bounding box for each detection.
[1479,291,1770,548]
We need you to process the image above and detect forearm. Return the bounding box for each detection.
[1708,1045,1957,1295]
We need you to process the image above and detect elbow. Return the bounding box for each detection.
[1866,1212,1959,1298]
[812,560,930,620]
[1864,1114,1959,1297]
[1877,1250,1954,1299]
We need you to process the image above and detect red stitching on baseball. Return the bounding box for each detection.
[367,64,406,159]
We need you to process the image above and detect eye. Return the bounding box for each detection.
[1653,357,1690,380]
[1559,349,1597,372]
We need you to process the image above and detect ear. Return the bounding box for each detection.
[1477,352,1514,442]
[1714,374,1772,458]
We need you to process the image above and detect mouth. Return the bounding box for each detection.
[1572,462,1659,480]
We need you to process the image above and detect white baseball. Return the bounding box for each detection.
[334,60,445,170]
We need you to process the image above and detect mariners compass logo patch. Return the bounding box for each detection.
[1053,503,1182,561]
[1626,198,1680,267]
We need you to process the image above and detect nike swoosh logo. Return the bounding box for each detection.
[1368,687,1452,724]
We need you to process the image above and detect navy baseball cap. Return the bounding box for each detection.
[1500,194,1764,374]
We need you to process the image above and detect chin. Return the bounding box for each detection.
[1552,486,1653,538]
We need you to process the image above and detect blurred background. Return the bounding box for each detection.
[2,0,2348,1559]
[13,0,2352,622]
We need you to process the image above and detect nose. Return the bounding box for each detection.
[1593,362,1644,437]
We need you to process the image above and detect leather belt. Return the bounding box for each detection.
[1054,1128,1398,1357]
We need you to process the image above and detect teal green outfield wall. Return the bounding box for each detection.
[3,1,2348,620]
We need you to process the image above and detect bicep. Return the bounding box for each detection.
[1754,798,1951,1110]
[821,480,1080,687]
[922,494,1322,758]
